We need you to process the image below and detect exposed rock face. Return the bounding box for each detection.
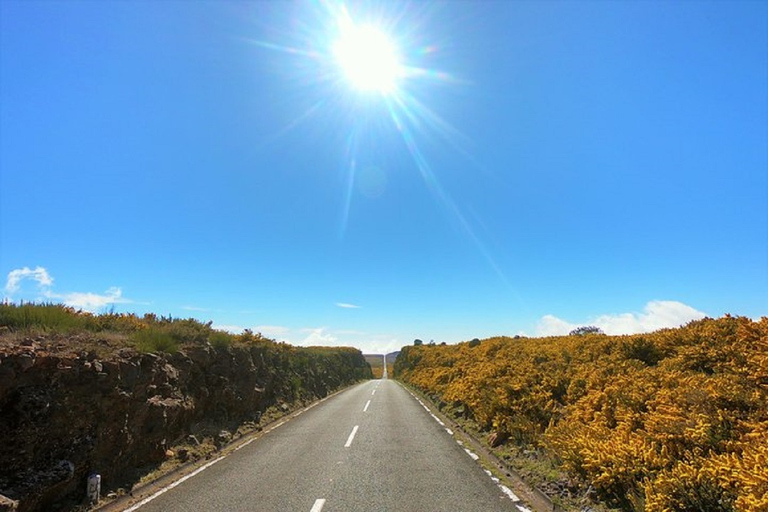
[0,340,370,511]
[0,494,19,511]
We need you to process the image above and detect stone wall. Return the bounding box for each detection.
[0,339,371,511]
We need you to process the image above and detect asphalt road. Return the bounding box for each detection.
[124,379,527,512]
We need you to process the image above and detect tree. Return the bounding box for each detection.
[414,339,423,346]
[569,326,604,336]
[469,338,481,347]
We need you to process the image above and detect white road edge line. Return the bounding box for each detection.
[123,383,365,511]
[404,385,531,508]
[363,400,371,412]
[464,448,480,461]
[500,485,520,501]
[123,455,225,511]
[344,425,359,448]
[309,498,326,512]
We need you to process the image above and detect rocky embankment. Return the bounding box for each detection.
[0,336,371,511]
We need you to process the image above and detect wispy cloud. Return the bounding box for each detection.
[47,287,131,312]
[254,325,291,337]
[335,302,361,309]
[185,323,292,338]
[212,324,245,334]
[536,300,707,336]
[300,327,339,346]
[182,305,211,312]
[536,315,577,337]
[4,266,133,313]
[335,329,366,335]
[5,266,53,295]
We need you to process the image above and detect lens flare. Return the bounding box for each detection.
[246,1,509,285]
[333,22,402,94]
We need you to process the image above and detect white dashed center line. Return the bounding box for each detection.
[344,425,359,448]
[309,498,326,512]
[363,400,371,412]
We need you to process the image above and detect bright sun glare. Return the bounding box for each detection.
[333,21,402,94]
[248,3,498,278]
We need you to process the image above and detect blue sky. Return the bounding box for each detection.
[1,0,766,354]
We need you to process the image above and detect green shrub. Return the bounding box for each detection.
[132,328,179,354]
[209,330,232,349]
[0,302,86,331]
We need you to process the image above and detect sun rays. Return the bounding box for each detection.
[245,0,507,283]
[332,17,403,94]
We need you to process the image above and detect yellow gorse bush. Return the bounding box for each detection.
[394,316,768,511]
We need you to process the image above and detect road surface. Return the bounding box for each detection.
[123,379,528,512]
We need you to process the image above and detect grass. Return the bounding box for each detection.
[0,302,239,355]
[0,302,89,332]
[131,328,179,354]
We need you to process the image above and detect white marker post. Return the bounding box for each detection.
[86,473,101,505]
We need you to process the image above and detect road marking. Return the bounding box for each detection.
[371,389,376,395]
[344,425,359,448]
[500,485,520,501]
[266,420,286,432]
[464,448,480,461]
[309,498,326,512]
[404,385,532,509]
[430,413,445,426]
[363,400,371,412]
[122,384,371,511]
[123,455,225,511]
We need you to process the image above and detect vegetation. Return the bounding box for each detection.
[131,328,179,354]
[395,316,768,511]
[569,325,604,336]
[0,302,268,352]
[0,304,373,385]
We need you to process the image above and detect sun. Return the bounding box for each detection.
[332,20,402,95]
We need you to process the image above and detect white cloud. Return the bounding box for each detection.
[268,325,404,353]
[366,336,405,355]
[536,315,578,337]
[536,300,707,337]
[4,266,132,313]
[5,266,53,295]
[335,302,361,309]
[254,325,291,337]
[212,324,245,334]
[182,306,211,312]
[46,286,132,312]
[300,327,339,346]
[335,329,366,335]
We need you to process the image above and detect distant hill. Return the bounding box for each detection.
[364,352,399,379]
